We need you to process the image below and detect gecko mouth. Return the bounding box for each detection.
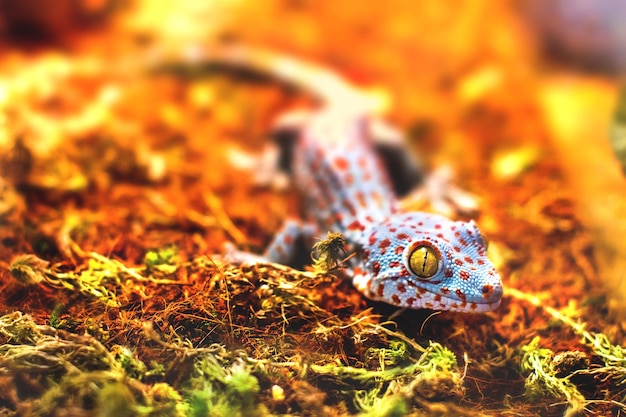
[434,293,502,313]
[460,298,501,313]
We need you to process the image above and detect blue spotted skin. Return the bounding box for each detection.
[264,108,503,313]
[212,46,504,312]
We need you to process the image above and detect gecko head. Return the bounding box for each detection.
[359,213,503,313]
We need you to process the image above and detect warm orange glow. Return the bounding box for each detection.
[0,2,625,416]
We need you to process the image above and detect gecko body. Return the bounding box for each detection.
[202,46,503,312]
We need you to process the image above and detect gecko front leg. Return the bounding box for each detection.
[222,219,317,265]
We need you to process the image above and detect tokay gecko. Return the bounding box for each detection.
[199,45,503,313]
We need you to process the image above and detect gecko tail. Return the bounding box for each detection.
[151,41,368,107]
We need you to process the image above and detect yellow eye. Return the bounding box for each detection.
[408,245,439,279]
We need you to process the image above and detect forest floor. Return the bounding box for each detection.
[1,2,626,416]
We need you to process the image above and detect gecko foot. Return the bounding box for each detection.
[404,165,480,217]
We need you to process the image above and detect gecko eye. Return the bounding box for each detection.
[408,245,440,279]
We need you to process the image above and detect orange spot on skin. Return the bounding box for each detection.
[379,238,391,254]
[396,233,410,240]
[372,191,382,208]
[344,201,357,217]
[356,191,367,208]
[444,269,453,278]
[434,294,442,302]
[459,271,470,280]
[455,259,464,266]
[395,245,405,254]
[345,173,354,186]
[391,294,401,304]
[389,261,400,268]
[369,236,377,245]
[406,297,415,306]
[376,283,384,297]
[396,283,406,293]
[455,289,467,301]
[348,220,365,231]
[372,262,381,275]
[334,156,349,170]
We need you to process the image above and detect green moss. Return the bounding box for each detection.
[312,340,464,412]
[519,337,585,416]
[144,245,180,271]
[366,339,408,369]
[49,302,64,328]
[357,394,408,417]
[184,354,264,417]
[111,345,148,380]
[96,382,137,417]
